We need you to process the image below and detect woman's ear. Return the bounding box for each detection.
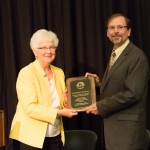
[33,50,38,58]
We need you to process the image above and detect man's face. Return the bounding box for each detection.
[107,16,131,48]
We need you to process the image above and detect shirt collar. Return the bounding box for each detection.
[114,39,129,56]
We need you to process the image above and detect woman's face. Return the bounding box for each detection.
[33,40,57,66]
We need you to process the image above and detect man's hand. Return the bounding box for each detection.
[85,72,101,86]
[86,103,99,115]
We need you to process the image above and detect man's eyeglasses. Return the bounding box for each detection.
[37,46,57,52]
[108,25,128,31]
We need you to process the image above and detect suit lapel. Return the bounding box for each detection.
[101,42,133,92]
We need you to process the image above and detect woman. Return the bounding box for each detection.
[9,29,78,150]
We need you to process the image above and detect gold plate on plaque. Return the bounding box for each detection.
[66,76,96,112]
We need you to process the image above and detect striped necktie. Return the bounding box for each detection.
[108,50,116,70]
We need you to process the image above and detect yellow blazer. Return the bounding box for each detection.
[9,60,65,148]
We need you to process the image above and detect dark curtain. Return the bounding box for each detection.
[1,0,150,150]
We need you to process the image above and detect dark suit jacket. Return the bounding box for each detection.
[97,42,149,150]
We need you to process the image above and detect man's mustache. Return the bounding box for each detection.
[112,33,120,37]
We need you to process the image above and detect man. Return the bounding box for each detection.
[86,14,149,150]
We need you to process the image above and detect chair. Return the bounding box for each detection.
[0,110,5,148]
[144,129,150,150]
[64,130,98,150]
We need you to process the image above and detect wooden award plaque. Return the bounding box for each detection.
[66,76,96,111]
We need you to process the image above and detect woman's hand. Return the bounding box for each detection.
[59,89,78,117]
[63,88,69,108]
[85,72,101,86]
[57,108,78,118]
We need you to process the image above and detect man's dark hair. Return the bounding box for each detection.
[106,13,131,30]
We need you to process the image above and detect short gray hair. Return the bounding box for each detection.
[30,29,59,50]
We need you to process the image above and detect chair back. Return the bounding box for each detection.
[0,110,5,147]
[144,129,150,150]
[64,130,97,150]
